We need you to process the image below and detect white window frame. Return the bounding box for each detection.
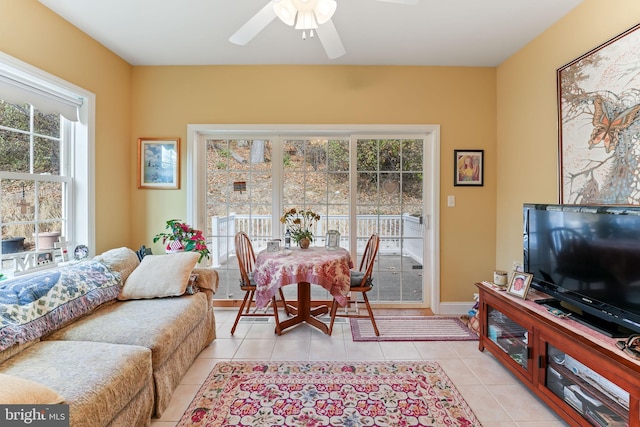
[0,52,95,259]
[186,124,442,313]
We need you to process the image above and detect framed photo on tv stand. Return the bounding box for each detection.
[507,272,533,299]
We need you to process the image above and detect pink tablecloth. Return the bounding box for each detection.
[253,247,354,308]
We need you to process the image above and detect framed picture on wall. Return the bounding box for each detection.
[137,138,180,189]
[558,23,640,204]
[454,150,484,186]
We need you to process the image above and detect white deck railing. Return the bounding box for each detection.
[210,213,423,267]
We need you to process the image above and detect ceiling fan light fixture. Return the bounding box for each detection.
[273,0,336,29]
[295,10,318,30]
[272,0,297,26]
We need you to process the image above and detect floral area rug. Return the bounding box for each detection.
[177,361,481,427]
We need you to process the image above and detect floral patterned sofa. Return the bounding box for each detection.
[0,247,218,427]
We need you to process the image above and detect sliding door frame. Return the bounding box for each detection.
[186,124,442,313]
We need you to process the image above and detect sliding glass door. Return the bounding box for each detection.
[205,137,274,301]
[355,138,424,303]
[282,137,350,299]
[193,127,435,307]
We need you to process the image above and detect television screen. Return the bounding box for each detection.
[524,204,640,336]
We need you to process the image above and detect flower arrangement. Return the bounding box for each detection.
[153,219,210,263]
[280,208,320,244]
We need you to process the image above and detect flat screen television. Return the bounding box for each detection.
[523,203,640,337]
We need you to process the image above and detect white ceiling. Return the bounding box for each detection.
[38,0,583,67]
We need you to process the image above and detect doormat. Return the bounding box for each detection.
[177,361,482,426]
[350,316,478,342]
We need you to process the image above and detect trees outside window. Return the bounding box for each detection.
[0,100,69,256]
[0,53,93,278]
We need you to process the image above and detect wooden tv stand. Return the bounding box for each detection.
[476,281,640,426]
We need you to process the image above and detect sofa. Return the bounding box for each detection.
[0,247,218,427]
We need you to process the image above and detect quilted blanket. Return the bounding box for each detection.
[0,261,122,351]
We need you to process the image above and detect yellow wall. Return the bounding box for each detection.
[130,65,498,302]
[496,0,640,270]
[0,0,132,253]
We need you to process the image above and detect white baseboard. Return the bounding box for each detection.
[434,302,474,316]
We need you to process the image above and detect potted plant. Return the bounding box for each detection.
[34,231,61,250]
[280,208,320,249]
[153,219,211,263]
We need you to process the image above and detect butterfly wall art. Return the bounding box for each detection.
[558,23,640,205]
[588,96,640,153]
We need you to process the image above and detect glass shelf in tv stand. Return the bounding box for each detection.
[487,306,529,371]
[545,344,629,426]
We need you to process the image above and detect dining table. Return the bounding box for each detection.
[253,246,353,334]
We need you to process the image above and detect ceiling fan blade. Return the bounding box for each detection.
[315,20,346,59]
[376,0,419,4]
[229,2,277,45]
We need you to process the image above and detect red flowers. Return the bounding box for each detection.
[153,219,211,263]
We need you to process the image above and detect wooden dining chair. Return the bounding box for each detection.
[328,233,380,336]
[231,231,290,335]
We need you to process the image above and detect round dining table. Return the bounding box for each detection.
[253,246,353,334]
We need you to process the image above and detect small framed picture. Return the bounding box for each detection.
[137,138,180,189]
[74,244,89,260]
[507,272,533,299]
[325,230,340,250]
[454,150,484,186]
[36,250,55,265]
[267,240,280,252]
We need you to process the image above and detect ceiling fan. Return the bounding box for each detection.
[229,0,419,60]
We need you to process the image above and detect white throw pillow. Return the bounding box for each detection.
[0,373,64,404]
[118,252,200,300]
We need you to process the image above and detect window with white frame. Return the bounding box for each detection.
[187,125,440,308]
[0,53,94,277]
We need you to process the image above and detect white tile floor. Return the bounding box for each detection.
[150,308,568,427]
